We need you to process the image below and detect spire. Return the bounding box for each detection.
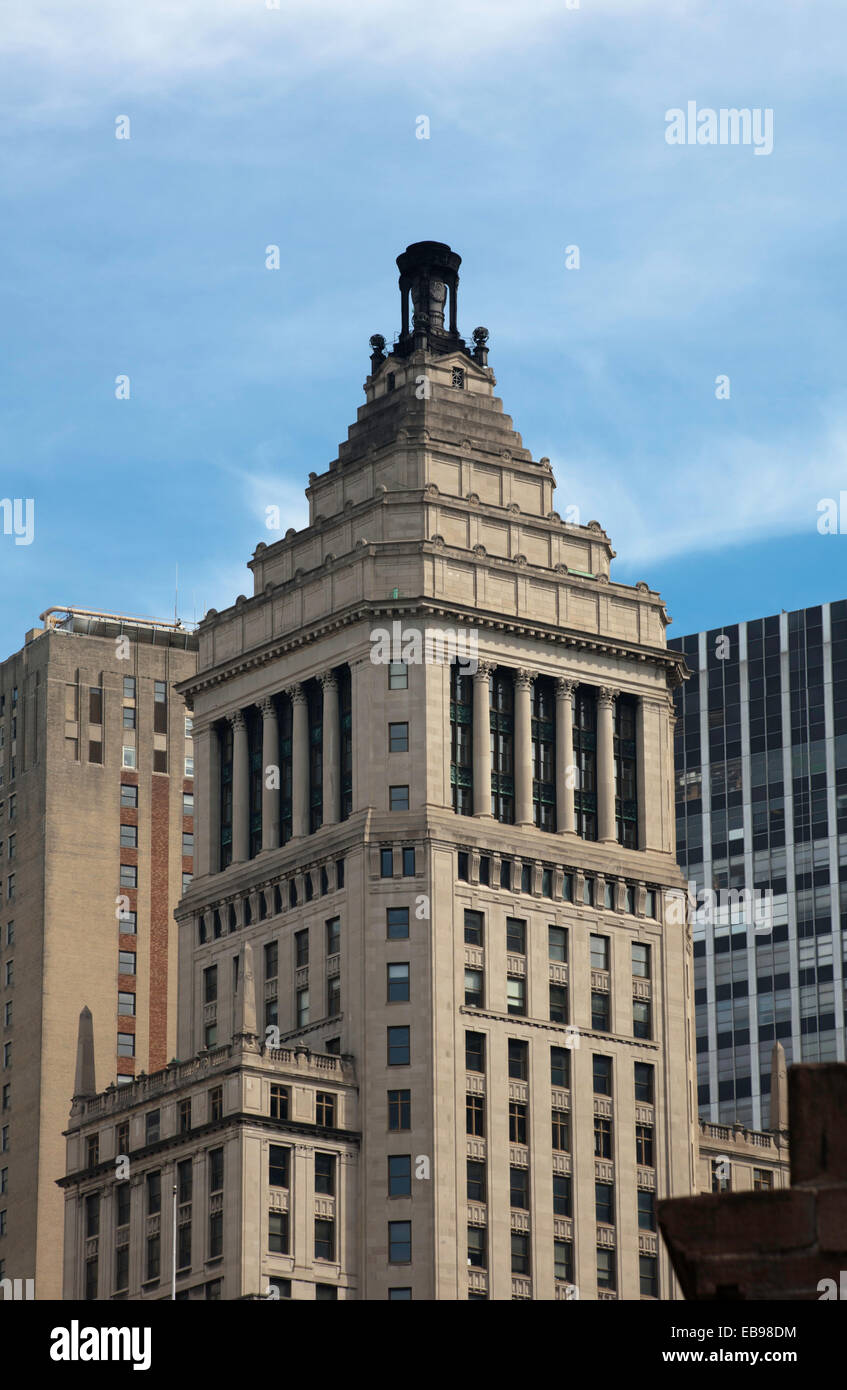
[73,1006,96,1100]
[233,940,258,1046]
[770,1041,789,1135]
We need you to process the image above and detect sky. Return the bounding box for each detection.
[1,0,846,654]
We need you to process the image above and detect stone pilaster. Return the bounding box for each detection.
[472,662,493,818]
[514,669,534,827]
[230,710,249,864]
[290,684,309,838]
[321,672,340,826]
[260,698,280,852]
[597,687,619,845]
[555,678,577,835]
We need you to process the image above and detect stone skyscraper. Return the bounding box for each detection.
[61,243,698,1301]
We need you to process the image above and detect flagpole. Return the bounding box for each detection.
[172,1183,177,1299]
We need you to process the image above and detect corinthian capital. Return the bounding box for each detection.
[514,669,534,692]
[555,677,578,699]
[319,671,338,693]
[259,697,277,719]
[228,710,246,732]
[598,686,620,708]
[473,661,494,682]
[287,683,306,705]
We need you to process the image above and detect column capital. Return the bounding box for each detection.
[319,671,338,692]
[555,677,578,699]
[228,710,246,731]
[287,683,307,705]
[473,661,494,682]
[598,686,620,708]
[259,697,277,719]
[514,669,534,691]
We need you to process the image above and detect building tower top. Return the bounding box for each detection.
[369,241,489,368]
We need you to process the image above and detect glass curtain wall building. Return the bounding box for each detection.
[669,601,847,1130]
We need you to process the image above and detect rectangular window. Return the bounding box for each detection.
[636,1124,654,1167]
[637,1190,656,1231]
[509,1101,528,1145]
[182,832,194,855]
[380,848,394,878]
[388,962,410,1002]
[549,983,568,1024]
[467,1159,486,1202]
[465,1031,486,1072]
[204,965,217,1003]
[119,865,137,889]
[633,999,652,1039]
[209,1087,223,1122]
[466,1093,485,1137]
[116,1182,131,1227]
[590,934,609,971]
[632,942,650,978]
[177,1222,192,1272]
[177,1159,193,1205]
[268,1211,289,1254]
[120,910,136,934]
[597,1248,616,1292]
[270,1084,289,1120]
[387,1026,410,1066]
[711,1159,731,1193]
[326,917,340,955]
[388,1154,412,1197]
[593,1055,612,1096]
[123,676,136,700]
[209,1147,224,1193]
[119,950,136,975]
[402,846,416,875]
[553,1174,572,1217]
[327,974,341,1017]
[120,783,138,808]
[554,1239,574,1283]
[388,1089,411,1130]
[634,1062,654,1104]
[464,968,483,1007]
[315,1153,336,1195]
[594,1116,612,1158]
[268,1145,290,1189]
[467,1226,486,1269]
[315,1218,335,1262]
[551,1045,570,1089]
[85,1192,100,1238]
[591,991,610,1031]
[315,1092,336,1126]
[123,706,136,729]
[294,929,309,967]
[120,824,137,849]
[464,909,484,945]
[296,987,309,1027]
[121,746,136,769]
[145,1110,160,1144]
[146,1170,161,1216]
[208,1210,223,1259]
[507,1039,528,1080]
[639,1253,658,1298]
[595,1181,614,1224]
[117,1033,135,1057]
[753,1168,774,1192]
[389,785,409,811]
[183,792,194,815]
[387,907,409,939]
[264,940,279,981]
[551,1109,570,1151]
[509,1166,529,1209]
[389,722,409,752]
[548,925,567,962]
[388,663,408,690]
[511,1232,529,1275]
[506,977,526,1016]
[388,1220,411,1263]
[89,686,103,723]
[506,917,526,954]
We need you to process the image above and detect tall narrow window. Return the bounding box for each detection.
[277,694,293,845]
[247,706,263,859]
[153,680,168,733]
[219,721,233,869]
[308,682,323,833]
[450,663,473,815]
[573,686,597,840]
[338,666,353,821]
[490,670,514,823]
[615,695,638,848]
[531,676,556,830]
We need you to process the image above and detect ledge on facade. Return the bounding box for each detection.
[67,1043,356,1128]
[698,1117,789,1159]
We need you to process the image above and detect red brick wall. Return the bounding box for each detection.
[149,776,170,1070]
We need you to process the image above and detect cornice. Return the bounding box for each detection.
[180,592,688,699]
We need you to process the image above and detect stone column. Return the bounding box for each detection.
[472,662,493,818]
[514,669,534,827]
[195,723,220,875]
[290,684,309,838]
[555,678,577,835]
[260,698,280,852]
[230,710,249,864]
[321,672,340,826]
[597,687,619,844]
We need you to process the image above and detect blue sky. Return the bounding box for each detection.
[1,0,845,654]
